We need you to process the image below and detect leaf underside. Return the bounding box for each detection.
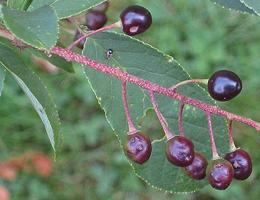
[0,43,60,151]
[82,32,229,193]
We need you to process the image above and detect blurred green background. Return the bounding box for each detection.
[1,0,260,199]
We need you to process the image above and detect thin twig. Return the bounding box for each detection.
[170,79,208,91]
[121,80,139,135]
[149,91,174,140]
[67,21,121,50]
[178,102,185,136]
[205,111,220,160]
[228,120,237,151]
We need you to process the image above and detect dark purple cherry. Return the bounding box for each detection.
[86,10,107,30]
[208,70,242,101]
[225,149,252,180]
[74,30,85,49]
[125,132,152,164]
[166,136,195,167]
[120,5,152,36]
[92,1,109,13]
[207,159,234,190]
[184,152,208,180]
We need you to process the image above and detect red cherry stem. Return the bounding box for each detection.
[67,21,122,50]
[170,79,208,91]
[121,81,139,135]
[149,91,174,140]
[205,111,220,160]
[1,28,260,132]
[228,120,237,151]
[178,102,185,136]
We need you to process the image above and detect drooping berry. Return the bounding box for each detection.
[184,152,208,180]
[120,5,152,36]
[225,149,252,180]
[207,159,234,190]
[73,30,85,49]
[166,136,195,167]
[125,132,152,164]
[92,1,109,13]
[208,70,242,101]
[86,10,107,30]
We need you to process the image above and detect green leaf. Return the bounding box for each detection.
[2,6,58,50]
[0,5,3,19]
[29,0,106,19]
[7,0,33,10]
[242,0,260,15]
[83,32,229,193]
[0,65,5,96]
[0,43,60,151]
[211,0,257,15]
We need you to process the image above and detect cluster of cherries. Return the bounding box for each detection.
[70,2,252,190]
[73,2,152,48]
[125,69,252,190]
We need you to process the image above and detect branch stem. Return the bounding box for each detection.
[170,79,208,91]
[149,91,174,140]
[228,120,237,151]
[0,28,260,133]
[205,111,220,160]
[67,21,122,50]
[121,81,139,135]
[178,103,185,136]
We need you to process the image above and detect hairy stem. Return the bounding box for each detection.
[67,21,122,50]
[149,91,174,140]
[0,28,260,132]
[121,81,139,135]
[228,120,237,151]
[178,102,185,136]
[205,111,220,160]
[51,47,260,131]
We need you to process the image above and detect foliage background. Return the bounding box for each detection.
[1,0,260,199]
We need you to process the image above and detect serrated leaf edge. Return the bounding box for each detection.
[2,6,59,50]
[210,0,258,15]
[50,0,107,19]
[240,0,260,15]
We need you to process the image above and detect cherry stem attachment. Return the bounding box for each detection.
[121,81,139,135]
[170,79,208,91]
[149,91,174,140]
[67,21,122,50]
[228,120,237,151]
[178,102,185,136]
[205,111,220,160]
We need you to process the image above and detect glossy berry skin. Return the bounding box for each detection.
[207,159,234,190]
[92,1,109,13]
[74,30,85,49]
[208,70,242,101]
[125,132,152,164]
[184,152,208,180]
[166,136,195,167]
[120,5,152,36]
[86,10,107,30]
[225,149,252,180]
